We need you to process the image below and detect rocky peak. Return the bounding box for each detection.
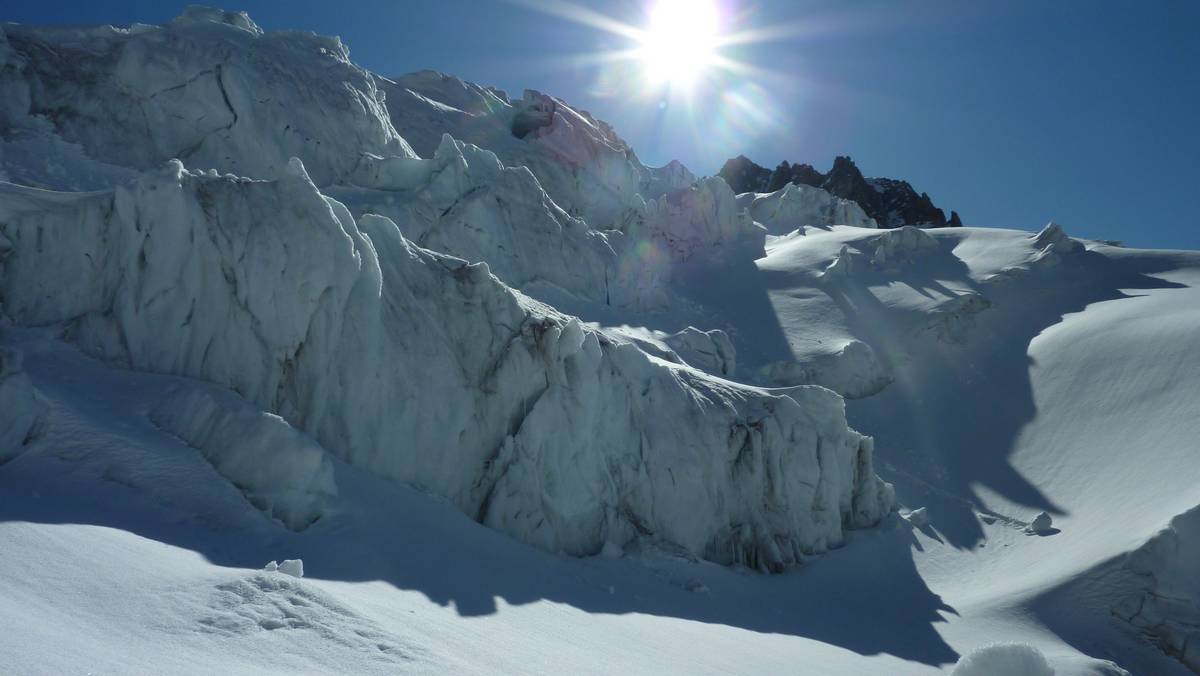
[718,154,960,229]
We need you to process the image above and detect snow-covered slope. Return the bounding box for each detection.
[2,7,1199,676]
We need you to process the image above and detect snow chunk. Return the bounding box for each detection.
[1027,511,1054,534]
[951,643,1054,676]
[869,225,939,266]
[149,386,337,530]
[276,559,305,578]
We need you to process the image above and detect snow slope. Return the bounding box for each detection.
[2,7,1199,675]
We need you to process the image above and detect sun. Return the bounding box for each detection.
[636,0,720,88]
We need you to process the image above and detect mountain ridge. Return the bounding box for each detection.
[719,154,962,229]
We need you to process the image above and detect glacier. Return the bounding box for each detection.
[0,157,892,567]
[3,6,1199,676]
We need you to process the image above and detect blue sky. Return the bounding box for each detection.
[6,1,1199,249]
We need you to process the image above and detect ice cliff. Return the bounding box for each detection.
[1115,506,1200,671]
[0,160,892,567]
[0,8,895,567]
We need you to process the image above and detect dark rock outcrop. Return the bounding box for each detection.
[718,155,961,229]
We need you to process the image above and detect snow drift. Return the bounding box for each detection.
[0,160,893,567]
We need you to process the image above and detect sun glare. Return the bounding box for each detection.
[636,0,720,88]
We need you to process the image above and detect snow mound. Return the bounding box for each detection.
[149,386,336,530]
[951,643,1055,676]
[0,344,46,462]
[0,8,412,188]
[1115,505,1200,671]
[735,182,877,235]
[0,162,893,567]
[663,327,737,377]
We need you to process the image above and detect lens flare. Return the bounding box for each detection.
[636,0,719,88]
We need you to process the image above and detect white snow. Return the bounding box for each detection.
[1,7,1199,676]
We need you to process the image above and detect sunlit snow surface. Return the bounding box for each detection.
[1,7,1199,675]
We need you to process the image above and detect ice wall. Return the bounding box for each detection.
[0,162,893,567]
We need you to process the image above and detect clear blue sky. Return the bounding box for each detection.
[6,1,1199,249]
